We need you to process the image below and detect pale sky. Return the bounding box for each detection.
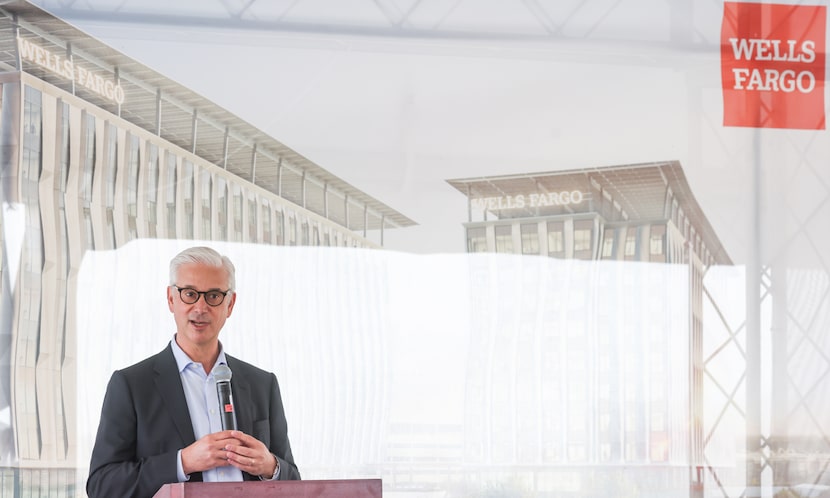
[48,0,830,267]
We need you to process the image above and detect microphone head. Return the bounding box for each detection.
[214,364,232,382]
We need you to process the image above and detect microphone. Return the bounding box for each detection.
[214,364,237,431]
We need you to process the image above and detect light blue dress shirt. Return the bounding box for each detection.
[171,337,244,483]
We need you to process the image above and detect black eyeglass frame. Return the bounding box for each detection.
[171,285,232,307]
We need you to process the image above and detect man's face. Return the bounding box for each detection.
[167,262,236,354]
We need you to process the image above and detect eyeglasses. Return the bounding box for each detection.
[172,285,231,307]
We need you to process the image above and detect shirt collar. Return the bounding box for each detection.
[170,334,228,375]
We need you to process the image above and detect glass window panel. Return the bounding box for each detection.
[495,225,513,253]
[261,200,272,244]
[247,194,257,242]
[216,177,227,240]
[288,215,297,245]
[601,228,614,258]
[165,152,177,239]
[547,221,564,257]
[275,209,284,245]
[520,223,539,255]
[232,184,243,242]
[573,220,593,259]
[179,160,193,239]
[104,124,117,247]
[650,224,666,263]
[301,220,309,245]
[145,143,158,237]
[126,134,140,240]
[467,226,487,253]
[625,231,637,259]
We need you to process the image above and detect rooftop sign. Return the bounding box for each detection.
[472,191,584,211]
[17,36,125,105]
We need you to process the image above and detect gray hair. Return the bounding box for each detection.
[169,246,236,290]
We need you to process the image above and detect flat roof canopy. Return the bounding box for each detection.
[0,0,415,232]
[448,161,731,265]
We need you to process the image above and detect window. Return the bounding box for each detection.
[126,134,140,240]
[547,221,564,257]
[58,102,69,197]
[57,100,70,273]
[82,113,96,247]
[165,152,177,239]
[288,216,297,245]
[145,143,159,237]
[247,194,257,242]
[495,225,513,253]
[19,85,44,461]
[104,124,118,247]
[624,231,637,259]
[199,169,211,239]
[181,160,194,239]
[602,228,614,258]
[232,185,244,242]
[573,220,593,259]
[467,227,487,252]
[275,209,284,245]
[574,229,591,251]
[301,220,309,245]
[650,224,666,262]
[216,177,227,240]
[650,233,663,254]
[261,200,272,244]
[521,223,539,255]
[81,114,95,205]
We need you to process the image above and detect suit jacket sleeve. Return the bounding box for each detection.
[229,355,300,481]
[86,370,180,498]
[266,372,301,480]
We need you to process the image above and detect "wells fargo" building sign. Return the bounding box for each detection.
[721,2,826,130]
[17,36,126,105]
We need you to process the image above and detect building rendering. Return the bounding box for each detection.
[447,162,729,267]
[447,162,733,495]
[0,1,413,494]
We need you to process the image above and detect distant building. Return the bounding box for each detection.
[447,161,729,267]
[447,162,732,495]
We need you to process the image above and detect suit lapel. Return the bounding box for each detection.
[153,346,197,445]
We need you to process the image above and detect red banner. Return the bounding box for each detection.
[721,2,826,130]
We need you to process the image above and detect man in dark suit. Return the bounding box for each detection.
[87,246,300,498]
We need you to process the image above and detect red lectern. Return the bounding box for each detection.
[151,479,381,498]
